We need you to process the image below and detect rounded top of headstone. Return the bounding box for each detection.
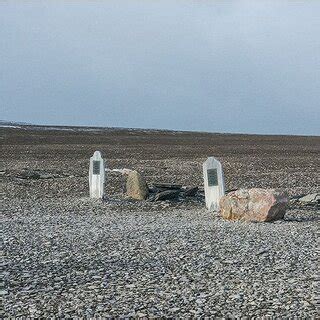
[93,151,103,158]
[204,156,220,164]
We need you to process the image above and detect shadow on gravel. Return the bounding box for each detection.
[283,207,319,222]
[284,216,319,223]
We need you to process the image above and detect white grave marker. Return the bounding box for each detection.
[89,151,105,199]
[203,157,225,211]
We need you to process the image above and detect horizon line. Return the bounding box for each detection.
[1,119,319,138]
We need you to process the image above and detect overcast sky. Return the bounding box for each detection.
[1,1,319,135]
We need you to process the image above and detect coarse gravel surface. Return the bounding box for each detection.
[1,125,319,317]
[2,198,319,318]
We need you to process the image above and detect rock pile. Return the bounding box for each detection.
[124,174,202,202]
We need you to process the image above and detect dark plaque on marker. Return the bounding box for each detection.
[93,160,100,175]
[207,168,218,186]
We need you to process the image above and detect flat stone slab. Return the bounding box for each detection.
[154,190,180,201]
[153,183,182,190]
[298,193,319,203]
[184,186,199,197]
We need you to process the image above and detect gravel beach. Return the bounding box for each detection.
[1,125,319,317]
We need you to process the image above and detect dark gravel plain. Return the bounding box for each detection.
[1,125,319,318]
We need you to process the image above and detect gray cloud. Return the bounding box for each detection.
[1,0,319,135]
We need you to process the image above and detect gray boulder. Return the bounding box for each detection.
[126,171,149,200]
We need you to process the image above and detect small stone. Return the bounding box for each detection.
[257,247,271,255]
[196,298,205,305]
[136,312,147,318]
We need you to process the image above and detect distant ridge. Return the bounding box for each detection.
[0,120,32,126]
[1,120,318,137]
[0,120,193,134]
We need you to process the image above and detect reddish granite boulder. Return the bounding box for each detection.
[220,188,288,222]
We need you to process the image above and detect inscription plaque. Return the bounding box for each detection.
[207,168,218,186]
[93,160,100,175]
